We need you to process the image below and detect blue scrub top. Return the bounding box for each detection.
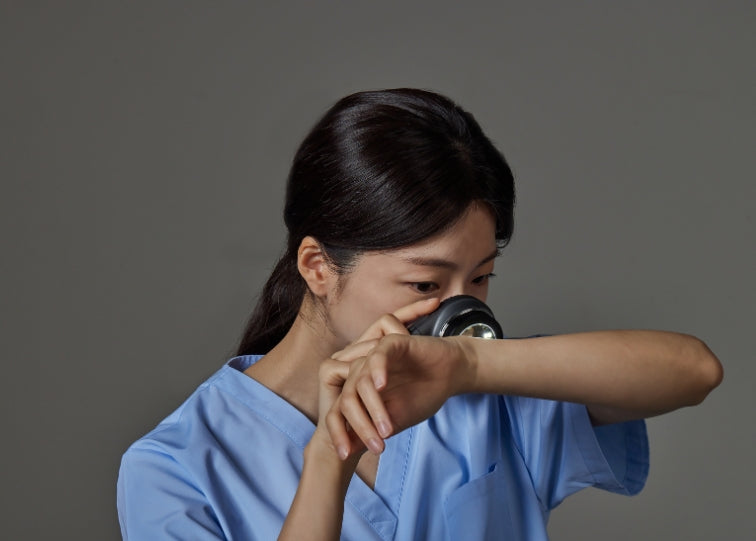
[117,355,648,540]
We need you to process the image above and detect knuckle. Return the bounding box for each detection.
[347,362,361,378]
[383,333,401,346]
[355,377,372,395]
[340,383,357,401]
[318,359,335,379]
[324,408,339,428]
[379,313,399,326]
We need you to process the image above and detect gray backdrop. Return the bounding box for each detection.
[2,2,753,539]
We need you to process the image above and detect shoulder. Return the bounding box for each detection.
[117,359,272,538]
[120,354,311,488]
[119,365,230,478]
[124,358,269,459]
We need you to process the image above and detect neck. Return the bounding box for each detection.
[243,299,341,423]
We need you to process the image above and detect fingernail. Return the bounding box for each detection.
[337,445,349,460]
[377,420,392,438]
[368,438,383,454]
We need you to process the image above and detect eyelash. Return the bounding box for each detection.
[411,282,439,294]
[410,273,496,294]
[472,272,496,285]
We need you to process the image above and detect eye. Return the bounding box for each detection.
[472,273,496,285]
[410,282,440,294]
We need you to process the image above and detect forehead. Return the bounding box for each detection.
[400,204,495,250]
[361,205,498,268]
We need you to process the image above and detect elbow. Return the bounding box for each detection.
[687,337,724,406]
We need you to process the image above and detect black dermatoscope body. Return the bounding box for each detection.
[407,295,503,339]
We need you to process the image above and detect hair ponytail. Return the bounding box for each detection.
[236,248,306,355]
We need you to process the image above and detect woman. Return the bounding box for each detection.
[117,88,722,540]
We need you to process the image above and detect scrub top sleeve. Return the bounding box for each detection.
[570,403,649,497]
[504,396,649,511]
[117,448,225,541]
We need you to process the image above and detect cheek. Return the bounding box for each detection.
[329,286,411,342]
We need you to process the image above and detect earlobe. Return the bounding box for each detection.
[297,236,336,298]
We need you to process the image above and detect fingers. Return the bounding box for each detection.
[331,339,379,363]
[336,348,397,453]
[322,352,395,458]
[319,358,362,460]
[332,298,439,362]
[336,387,387,456]
[317,358,350,421]
[352,298,440,344]
[322,300,441,459]
[324,398,363,460]
[353,313,407,343]
[322,357,385,460]
[320,347,389,459]
[391,297,440,325]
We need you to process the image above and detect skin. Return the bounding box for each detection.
[245,203,724,541]
[246,204,498,426]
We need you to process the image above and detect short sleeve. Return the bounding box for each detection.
[503,396,649,511]
[117,447,225,540]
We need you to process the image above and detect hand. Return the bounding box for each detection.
[327,333,475,459]
[315,298,441,460]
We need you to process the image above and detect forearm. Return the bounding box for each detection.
[278,433,359,541]
[460,330,723,423]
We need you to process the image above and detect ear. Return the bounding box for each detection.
[297,236,337,298]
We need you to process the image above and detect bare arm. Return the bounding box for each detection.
[278,426,359,541]
[330,330,723,453]
[464,330,723,425]
[278,299,440,539]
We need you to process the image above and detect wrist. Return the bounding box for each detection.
[305,428,361,482]
[448,336,482,395]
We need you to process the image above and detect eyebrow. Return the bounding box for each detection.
[400,248,500,270]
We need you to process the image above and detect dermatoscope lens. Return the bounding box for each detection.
[459,323,497,340]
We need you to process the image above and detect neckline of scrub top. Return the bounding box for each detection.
[223,355,408,540]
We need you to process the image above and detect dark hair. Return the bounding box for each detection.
[237,88,515,355]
